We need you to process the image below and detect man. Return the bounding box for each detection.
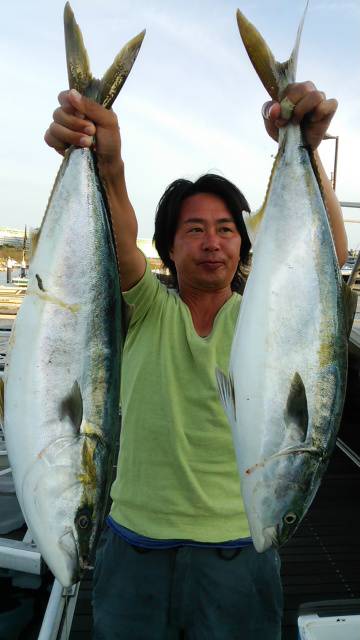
[45,81,347,639]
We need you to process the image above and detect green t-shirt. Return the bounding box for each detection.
[110,262,250,541]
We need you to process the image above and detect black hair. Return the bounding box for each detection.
[153,173,252,291]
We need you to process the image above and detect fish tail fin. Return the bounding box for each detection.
[216,368,237,432]
[98,31,146,109]
[64,2,145,108]
[236,2,308,100]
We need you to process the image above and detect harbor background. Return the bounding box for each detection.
[1,1,359,246]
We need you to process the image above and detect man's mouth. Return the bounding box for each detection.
[198,260,224,270]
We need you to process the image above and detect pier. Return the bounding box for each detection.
[0,272,360,638]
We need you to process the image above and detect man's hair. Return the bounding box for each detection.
[153,173,252,291]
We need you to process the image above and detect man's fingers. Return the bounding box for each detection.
[261,101,282,142]
[53,106,96,135]
[57,90,79,115]
[308,98,338,124]
[64,89,118,129]
[262,100,278,120]
[291,91,327,125]
[44,129,67,156]
[45,122,94,151]
[262,81,337,150]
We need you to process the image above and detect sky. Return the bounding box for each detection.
[1,0,360,249]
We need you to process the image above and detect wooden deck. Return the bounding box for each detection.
[65,348,360,640]
[64,459,360,640]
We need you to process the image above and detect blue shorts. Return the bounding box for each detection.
[92,527,283,640]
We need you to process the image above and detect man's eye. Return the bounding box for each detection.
[188,227,203,233]
[220,227,233,233]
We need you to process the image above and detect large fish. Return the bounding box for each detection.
[217,6,356,552]
[2,4,145,587]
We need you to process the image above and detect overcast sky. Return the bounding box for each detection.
[1,0,359,249]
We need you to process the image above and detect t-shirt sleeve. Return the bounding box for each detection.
[122,260,166,326]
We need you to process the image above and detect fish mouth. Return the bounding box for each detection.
[252,525,278,552]
[261,525,280,550]
[48,528,80,587]
[264,524,289,549]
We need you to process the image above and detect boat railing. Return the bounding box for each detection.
[336,437,360,469]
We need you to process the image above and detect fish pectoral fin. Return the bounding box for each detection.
[216,368,236,431]
[60,381,83,433]
[0,377,4,428]
[284,372,309,444]
[271,444,321,460]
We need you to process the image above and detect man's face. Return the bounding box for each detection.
[170,192,242,292]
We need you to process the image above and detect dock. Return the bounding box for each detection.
[1,281,360,639]
[349,295,360,355]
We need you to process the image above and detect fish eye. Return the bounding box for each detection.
[78,515,89,529]
[76,509,92,530]
[284,512,298,525]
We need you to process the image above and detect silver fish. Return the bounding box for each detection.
[217,6,356,553]
[3,3,145,587]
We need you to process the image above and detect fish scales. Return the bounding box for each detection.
[217,7,352,552]
[2,3,145,587]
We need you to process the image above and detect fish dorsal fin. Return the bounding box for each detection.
[245,140,285,245]
[64,2,145,107]
[342,280,358,338]
[236,2,308,100]
[284,372,309,443]
[0,378,4,428]
[216,368,237,432]
[28,227,41,263]
[243,207,265,246]
[60,380,83,432]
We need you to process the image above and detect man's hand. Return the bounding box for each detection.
[261,81,338,149]
[44,89,123,180]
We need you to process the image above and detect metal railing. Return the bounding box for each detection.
[336,437,360,469]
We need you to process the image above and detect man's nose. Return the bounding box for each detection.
[202,230,220,250]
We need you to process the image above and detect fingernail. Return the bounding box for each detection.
[268,104,276,118]
[70,88,81,101]
[79,135,93,147]
[84,125,95,135]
